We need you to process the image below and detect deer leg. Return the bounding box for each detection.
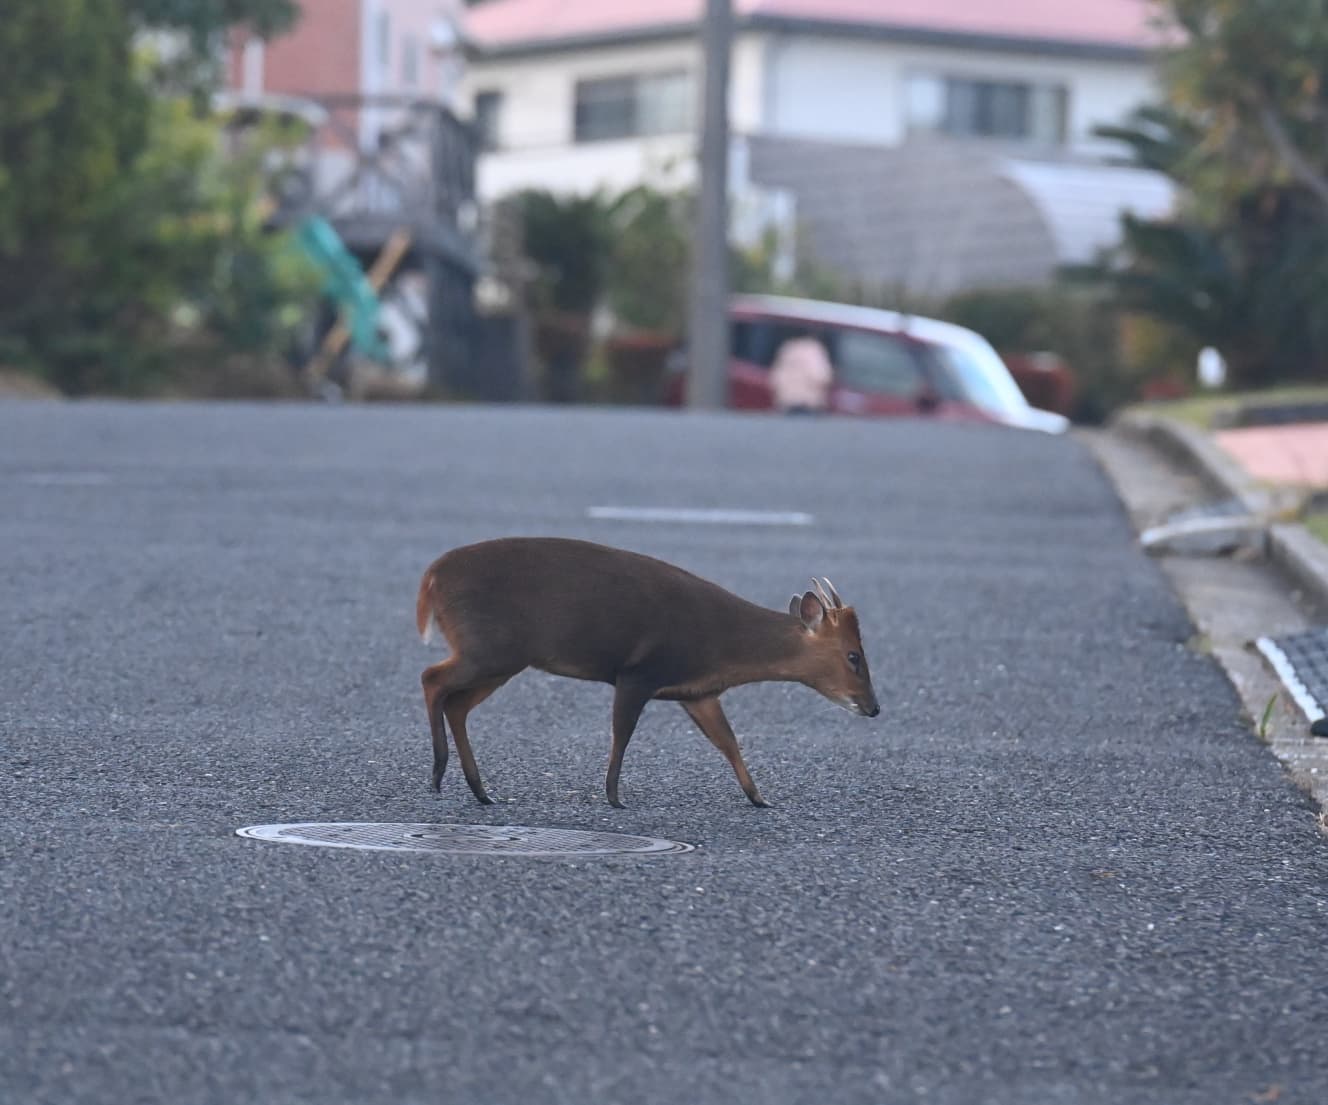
[443,678,513,806]
[606,680,654,809]
[421,657,511,795]
[421,657,462,792]
[681,696,769,807]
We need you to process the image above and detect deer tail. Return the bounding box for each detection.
[416,571,439,645]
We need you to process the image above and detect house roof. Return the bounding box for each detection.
[465,0,1161,59]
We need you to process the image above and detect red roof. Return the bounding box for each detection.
[465,0,1159,53]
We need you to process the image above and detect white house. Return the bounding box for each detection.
[460,0,1175,294]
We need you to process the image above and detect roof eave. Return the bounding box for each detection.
[468,13,1156,64]
[469,21,700,62]
[752,15,1154,62]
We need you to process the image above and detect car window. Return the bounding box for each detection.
[833,331,924,397]
[731,320,813,368]
[930,342,1028,417]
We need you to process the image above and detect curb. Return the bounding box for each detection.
[1267,524,1328,617]
[1113,410,1274,512]
[1114,410,1328,616]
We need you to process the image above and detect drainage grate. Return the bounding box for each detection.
[235,822,695,856]
[1255,630,1328,725]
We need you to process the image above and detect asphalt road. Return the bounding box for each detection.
[4,402,1328,1105]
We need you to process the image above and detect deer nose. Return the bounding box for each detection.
[866,703,881,718]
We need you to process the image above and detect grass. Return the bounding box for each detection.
[1258,694,1278,741]
[1134,384,1328,429]
[1305,513,1328,546]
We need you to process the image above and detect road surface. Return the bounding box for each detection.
[3,402,1327,1104]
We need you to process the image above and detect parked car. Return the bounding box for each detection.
[663,295,1070,434]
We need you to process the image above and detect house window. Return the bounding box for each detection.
[376,11,391,72]
[402,33,420,87]
[474,90,503,150]
[574,71,693,142]
[906,74,1067,144]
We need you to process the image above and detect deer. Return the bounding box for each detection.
[415,537,880,809]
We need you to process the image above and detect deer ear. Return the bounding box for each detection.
[798,591,825,631]
[788,595,802,617]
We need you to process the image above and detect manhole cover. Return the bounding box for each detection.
[1256,630,1328,726]
[235,822,695,856]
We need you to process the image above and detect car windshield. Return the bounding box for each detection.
[930,339,1030,417]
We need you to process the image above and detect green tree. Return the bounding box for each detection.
[0,0,147,262]
[511,189,612,315]
[1160,0,1328,211]
[0,0,149,376]
[604,186,691,334]
[1089,2,1328,388]
[0,0,317,393]
[127,0,298,83]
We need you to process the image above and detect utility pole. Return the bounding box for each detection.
[687,0,732,410]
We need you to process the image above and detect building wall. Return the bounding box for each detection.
[464,32,767,200]
[368,0,467,103]
[251,1,365,98]
[762,35,1156,153]
[464,29,1157,201]
[225,1,466,103]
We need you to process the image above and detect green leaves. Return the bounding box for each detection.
[511,189,613,316]
[0,0,147,256]
[604,186,692,334]
[0,0,316,393]
[1090,3,1328,386]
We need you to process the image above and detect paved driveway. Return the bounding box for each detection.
[3,403,1327,1104]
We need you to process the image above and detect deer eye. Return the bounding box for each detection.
[847,650,861,672]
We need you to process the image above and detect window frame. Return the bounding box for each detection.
[473,89,504,150]
[401,33,420,88]
[904,71,1069,144]
[573,69,694,144]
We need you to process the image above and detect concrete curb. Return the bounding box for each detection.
[1268,524,1328,617]
[1114,409,1328,617]
[1113,410,1273,512]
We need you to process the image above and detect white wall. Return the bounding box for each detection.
[479,135,698,198]
[368,0,467,103]
[762,35,1157,153]
[463,33,767,200]
[463,29,1159,200]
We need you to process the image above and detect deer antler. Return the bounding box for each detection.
[819,577,844,609]
[811,578,834,610]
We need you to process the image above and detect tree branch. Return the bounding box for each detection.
[1257,101,1328,210]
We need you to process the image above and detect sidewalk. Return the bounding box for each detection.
[1215,421,1328,487]
[1108,404,1328,814]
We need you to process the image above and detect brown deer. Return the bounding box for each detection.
[415,537,879,808]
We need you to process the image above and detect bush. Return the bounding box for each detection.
[0,1,320,395]
[511,189,611,316]
[604,187,691,335]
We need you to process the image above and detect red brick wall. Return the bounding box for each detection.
[225,2,364,98]
[265,1,363,97]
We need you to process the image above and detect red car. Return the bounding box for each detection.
[663,295,1069,433]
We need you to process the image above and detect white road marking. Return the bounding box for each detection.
[587,506,814,527]
[14,472,112,486]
